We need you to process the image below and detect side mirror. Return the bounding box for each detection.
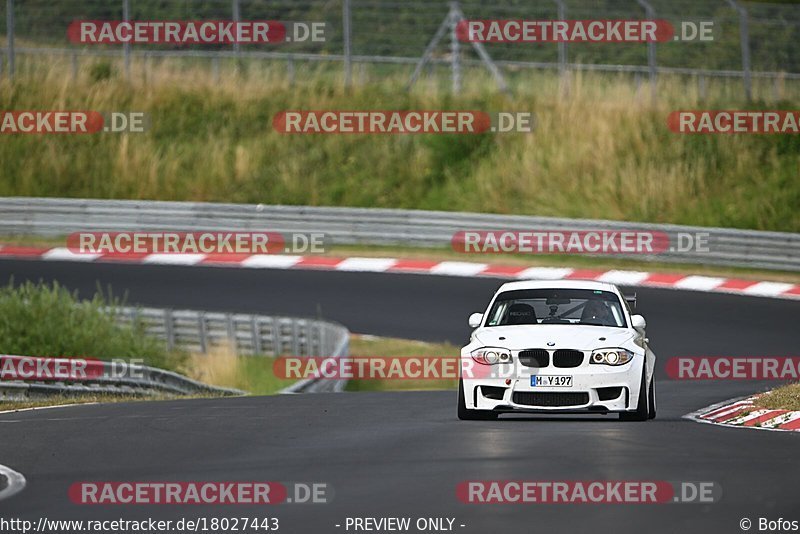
[468,313,483,328]
[631,314,646,331]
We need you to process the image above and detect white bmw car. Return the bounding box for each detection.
[458,280,656,421]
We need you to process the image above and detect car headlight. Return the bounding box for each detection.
[590,348,634,366]
[471,347,512,365]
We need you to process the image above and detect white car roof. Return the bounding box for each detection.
[496,279,621,294]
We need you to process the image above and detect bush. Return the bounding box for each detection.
[0,279,181,371]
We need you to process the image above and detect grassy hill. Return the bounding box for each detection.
[1,58,798,232]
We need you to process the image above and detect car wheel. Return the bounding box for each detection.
[458,379,498,420]
[647,376,656,420]
[619,369,649,421]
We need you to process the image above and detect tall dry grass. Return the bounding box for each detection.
[183,341,295,395]
[1,56,798,231]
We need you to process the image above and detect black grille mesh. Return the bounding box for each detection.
[512,392,590,407]
[553,349,584,368]
[518,349,549,367]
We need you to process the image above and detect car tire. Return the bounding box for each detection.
[647,376,656,420]
[619,369,649,421]
[458,379,498,420]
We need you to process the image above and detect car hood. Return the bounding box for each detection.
[472,324,635,351]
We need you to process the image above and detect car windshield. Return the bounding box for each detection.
[484,288,627,328]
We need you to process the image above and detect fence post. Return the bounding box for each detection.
[122,0,131,78]
[212,56,220,83]
[232,0,241,55]
[555,0,569,96]
[449,1,461,94]
[636,0,657,104]
[727,0,752,101]
[698,72,707,101]
[6,0,15,80]
[287,55,295,85]
[343,0,352,88]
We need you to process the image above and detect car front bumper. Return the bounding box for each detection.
[462,358,645,413]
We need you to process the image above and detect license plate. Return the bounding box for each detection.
[531,375,572,387]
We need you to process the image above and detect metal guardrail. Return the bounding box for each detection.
[0,357,244,402]
[279,331,350,394]
[0,306,351,400]
[112,306,349,361]
[114,305,351,393]
[0,197,799,271]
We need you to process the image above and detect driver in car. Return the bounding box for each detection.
[580,299,616,326]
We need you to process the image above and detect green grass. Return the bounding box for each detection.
[755,383,800,411]
[345,335,459,392]
[0,279,183,370]
[182,345,297,395]
[1,59,799,232]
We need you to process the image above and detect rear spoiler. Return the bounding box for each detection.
[624,293,637,308]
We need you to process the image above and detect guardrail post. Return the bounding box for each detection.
[291,320,301,356]
[226,314,236,353]
[271,318,281,357]
[164,309,175,351]
[198,313,207,353]
[5,0,15,80]
[320,323,328,357]
[343,0,352,88]
[251,316,262,355]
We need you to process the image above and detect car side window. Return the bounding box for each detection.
[487,301,507,326]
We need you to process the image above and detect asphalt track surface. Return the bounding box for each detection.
[0,259,798,534]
